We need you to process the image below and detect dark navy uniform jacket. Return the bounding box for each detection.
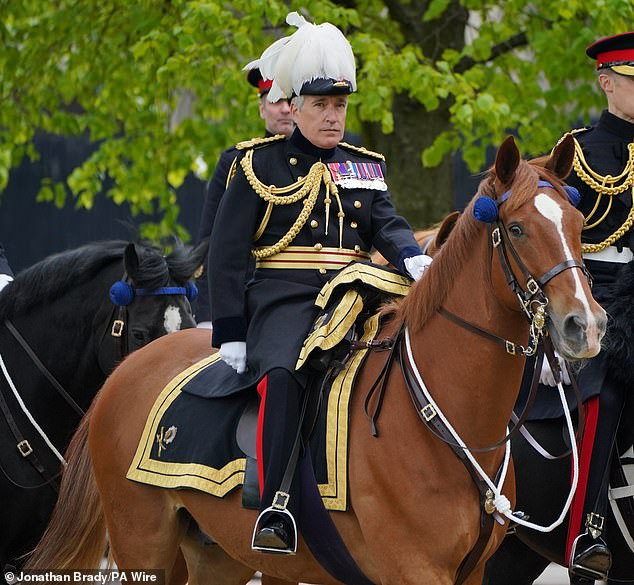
[209,128,420,387]
[196,132,362,322]
[0,241,13,278]
[520,110,634,419]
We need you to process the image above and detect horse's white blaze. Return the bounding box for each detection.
[534,193,599,349]
[163,305,182,333]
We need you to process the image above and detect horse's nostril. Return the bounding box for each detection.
[563,313,586,340]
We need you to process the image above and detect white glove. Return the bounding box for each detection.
[196,321,212,330]
[404,254,433,281]
[0,274,13,292]
[219,341,247,374]
[540,353,571,386]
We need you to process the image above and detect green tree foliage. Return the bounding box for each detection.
[1,0,632,235]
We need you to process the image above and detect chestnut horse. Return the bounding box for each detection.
[26,135,606,584]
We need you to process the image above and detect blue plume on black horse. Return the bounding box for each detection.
[0,238,207,578]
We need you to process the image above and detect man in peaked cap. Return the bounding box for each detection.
[209,12,432,553]
[194,68,294,328]
[536,31,634,583]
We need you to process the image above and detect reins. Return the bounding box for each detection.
[5,320,84,417]
[0,271,194,491]
[356,178,590,582]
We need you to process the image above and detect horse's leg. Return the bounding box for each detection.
[169,549,188,585]
[102,486,186,576]
[179,525,255,585]
[462,566,486,585]
[482,534,551,585]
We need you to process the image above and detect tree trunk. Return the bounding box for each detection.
[363,96,455,230]
[359,0,468,229]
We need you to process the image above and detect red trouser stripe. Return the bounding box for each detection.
[565,395,600,560]
[256,375,268,498]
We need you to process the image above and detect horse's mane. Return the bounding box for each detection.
[0,239,194,320]
[393,157,569,332]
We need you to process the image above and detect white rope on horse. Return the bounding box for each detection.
[404,328,578,532]
[0,351,66,466]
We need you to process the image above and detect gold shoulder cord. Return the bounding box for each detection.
[574,138,634,253]
[240,150,345,258]
[338,141,386,161]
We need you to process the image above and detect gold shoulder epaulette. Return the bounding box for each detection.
[235,134,287,151]
[338,142,385,161]
[570,127,589,134]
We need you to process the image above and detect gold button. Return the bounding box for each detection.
[314,243,323,251]
[289,157,298,165]
[350,221,358,229]
[319,268,327,274]
[354,200,362,208]
[310,220,319,229]
[354,245,361,253]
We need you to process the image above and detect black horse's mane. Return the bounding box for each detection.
[0,239,199,320]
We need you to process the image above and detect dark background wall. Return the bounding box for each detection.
[0,133,477,273]
[0,133,207,273]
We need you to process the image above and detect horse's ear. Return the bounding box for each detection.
[494,135,521,186]
[434,211,460,249]
[545,133,575,180]
[123,243,140,280]
[190,239,210,278]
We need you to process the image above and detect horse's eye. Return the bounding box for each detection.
[509,224,523,237]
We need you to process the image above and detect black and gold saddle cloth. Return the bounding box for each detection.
[126,263,410,511]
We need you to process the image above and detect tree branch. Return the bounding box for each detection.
[454,31,528,74]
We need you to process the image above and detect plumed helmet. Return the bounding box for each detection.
[244,11,357,103]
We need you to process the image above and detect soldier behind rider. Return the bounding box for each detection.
[209,12,432,553]
[551,31,634,583]
[194,68,294,328]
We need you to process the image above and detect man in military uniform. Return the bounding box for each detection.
[209,12,431,554]
[194,68,294,328]
[0,240,14,292]
[559,31,634,583]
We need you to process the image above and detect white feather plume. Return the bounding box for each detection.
[244,11,356,103]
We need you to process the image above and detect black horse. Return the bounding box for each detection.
[484,261,634,585]
[0,239,208,575]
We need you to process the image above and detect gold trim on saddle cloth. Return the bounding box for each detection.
[315,262,411,309]
[125,354,248,494]
[125,314,382,511]
[319,312,381,510]
[296,289,364,370]
[255,246,370,270]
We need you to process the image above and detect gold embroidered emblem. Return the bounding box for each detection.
[156,425,177,457]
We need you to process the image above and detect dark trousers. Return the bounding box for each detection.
[256,367,305,520]
[567,380,626,556]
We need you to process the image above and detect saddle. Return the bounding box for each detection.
[126,261,411,509]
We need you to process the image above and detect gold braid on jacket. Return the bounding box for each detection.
[572,136,634,253]
[239,149,345,258]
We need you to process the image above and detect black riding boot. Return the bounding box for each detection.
[251,369,303,554]
[569,513,612,582]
